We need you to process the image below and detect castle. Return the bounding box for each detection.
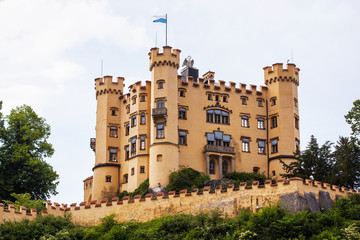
[83,46,300,202]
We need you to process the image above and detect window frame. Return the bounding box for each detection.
[179,130,187,145]
[156,123,165,139]
[241,115,249,128]
[242,138,250,152]
[257,118,265,129]
[109,126,118,137]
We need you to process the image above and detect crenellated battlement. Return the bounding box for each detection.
[263,63,300,86]
[178,75,268,95]
[95,76,125,98]
[148,46,181,71]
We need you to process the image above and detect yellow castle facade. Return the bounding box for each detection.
[84,46,300,202]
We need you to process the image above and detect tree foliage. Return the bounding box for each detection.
[0,104,58,201]
[3,193,45,213]
[224,171,267,186]
[167,166,210,192]
[345,99,360,139]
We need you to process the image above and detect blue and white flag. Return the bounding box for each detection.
[153,15,167,23]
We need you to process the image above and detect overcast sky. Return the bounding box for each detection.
[1,0,359,204]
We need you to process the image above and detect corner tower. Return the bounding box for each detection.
[263,63,300,178]
[92,76,124,201]
[148,46,181,189]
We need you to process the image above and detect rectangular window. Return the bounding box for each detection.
[158,81,164,89]
[106,176,112,182]
[132,96,136,105]
[272,139,278,153]
[214,110,221,123]
[215,95,219,101]
[271,97,277,106]
[241,116,249,127]
[258,100,263,107]
[258,140,265,154]
[208,94,212,100]
[125,124,130,136]
[124,174,128,183]
[126,105,130,114]
[131,115,137,127]
[125,146,129,160]
[206,133,215,145]
[110,107,118,116]
[207,110,214,123]
[140,95,146,102]
[222,111,229,124]
[156,123,165,139]
[257,118,264,129]
[179,131,187,145]
[140,113,146,125]
[271,116,278,128]
[109,148,117,162]
[223,96,227,102]
[295,138,300,151]
[140,166,145,173]
[157,100,164,108]
[295,117,299,129]
[109,126,118,137]
[179,108,186,120]
[140,136,146,150]
[215,131,223,146]
[131,138,136,157]
[223,134,230,147]
[242,138,249,152]
[179,90,185,97]
[241,98,247,105]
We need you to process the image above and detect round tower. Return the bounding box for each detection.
[263,63,300,178]
[92,76,124,201]
[148,46,181,189]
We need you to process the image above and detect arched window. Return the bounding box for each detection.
[210,160,215,174]
[222,161,228,176]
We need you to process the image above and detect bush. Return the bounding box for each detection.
[224,171,267,186]
[167,167,210,193]
[117,179,149,200]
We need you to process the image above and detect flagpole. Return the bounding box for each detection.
[165,14,167,46]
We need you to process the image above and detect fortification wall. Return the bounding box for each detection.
[0,178,354,226]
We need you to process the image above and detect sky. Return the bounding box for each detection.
[0,0,359,204]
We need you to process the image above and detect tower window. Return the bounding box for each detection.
[271,116,278,128]
[241,97,248,105]
[294,98,298,107]
[179,108,187,120]
[140,95,146,102]
[242,138,250,152]
[208,94,212,100]
[157,80,165,89]
[258,140,265,154]
[209,160,215,174]
[131,137,136,157]
[258,100,263,107]
[109,126,118,137]
[140,135,146,150]
[179,90,185,97]
[125,146,129,160]
[295,116,299,129]
[132,96,136,105]
[105,176,112,182]
[157,154,162,162]
[125,124,130,136]
[179,131,187,145]
[110,107,118,116]
[223,96,227,102]
[140,166,145,173]
[131,168,135,176]
[156,123,165,139]
[295,138,300,151]
[253,167,260,173]
[257,118,265,129]
[270,97,277,106]
[126,105,130,114]
[109,148,117,162]
[271,139,278,153]
[131,115,137,127]
[241,116,249,128]
[140,112,146,124]
[123,174,128,183]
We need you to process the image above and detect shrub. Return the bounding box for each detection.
[167,166,210,192]
[224,171,267,186]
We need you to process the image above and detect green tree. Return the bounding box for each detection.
[332,136,360,189]
[3,193,45,213]
[0,104,58,200]
[345,99,360,139]
[281,135,334,182]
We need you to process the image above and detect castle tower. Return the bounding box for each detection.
[148,46,181,189]
[92,76,124,201]
[263,63,300,178]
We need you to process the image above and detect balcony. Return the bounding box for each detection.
[204,144,235,154]
[90,138,96,152]
[152,107,167,120]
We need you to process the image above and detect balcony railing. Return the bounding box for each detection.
[90,138,96,152]
[152,107,167,119]
[204,144,235,154]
